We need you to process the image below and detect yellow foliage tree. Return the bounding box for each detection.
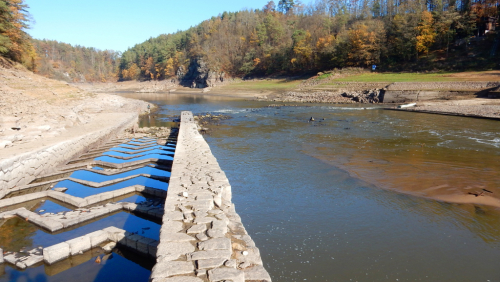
[416,11,436,56]
[316,35,335,52]
[292,30,313,67]
[165,57,175,77]
[347,20,385,67]
[123,63,139,80]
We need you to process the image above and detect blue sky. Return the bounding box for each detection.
[25,0,271,52]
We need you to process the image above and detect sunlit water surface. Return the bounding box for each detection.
[121,92,500,282]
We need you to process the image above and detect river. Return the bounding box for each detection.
[126,92,500,282]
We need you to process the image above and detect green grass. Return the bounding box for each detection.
[220,79,302,91]
[316,72,333,80]
[328,72,462,83]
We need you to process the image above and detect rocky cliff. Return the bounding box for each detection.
[180,58,226,88]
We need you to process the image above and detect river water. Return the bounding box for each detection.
[125,92,500,282]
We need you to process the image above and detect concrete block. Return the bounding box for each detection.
[162,233,196,242]
[186,224,207,234]
[161,220,183,233]
[62,216,81,228]
[243,265,272,282]
[194,216,214,224]
[15,261,27,269]
[87,230,108,248]
[136,237,155,255]
[235,247,263,265]
[211,220,227,233]
[157,241,195,261]
[196,258,226,269]
[103,226,127,243]
[67,236,91,255]
[189,249,232,261]
[23,255,43,268]
[207,267,244,282]
[3,254,16,264]
[148,240,159,257]
[29,214,64,232]
[198,238,231,251]
[155,277,203,282]
[43,242,71,264]
[150,261,195,279]
[125,234,143,249]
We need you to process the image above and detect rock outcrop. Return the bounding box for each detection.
[180,58,226,88]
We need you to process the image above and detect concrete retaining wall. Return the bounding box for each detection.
[151,111,271,282]
[0,113,138,195]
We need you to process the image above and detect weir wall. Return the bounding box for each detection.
[0,113,138,195]
[151,111,271,282]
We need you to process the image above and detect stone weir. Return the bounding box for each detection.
[150,111,272,282]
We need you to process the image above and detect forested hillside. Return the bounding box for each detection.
[120,0,500,83]
[1,0,119,82]
[32,39,120,82]
[0,0,35,68]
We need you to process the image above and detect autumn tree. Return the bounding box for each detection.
[347,20,386,66]
[0,0,34,68]
[416,11,437,56]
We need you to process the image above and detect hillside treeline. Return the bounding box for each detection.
[119,0,500,81]
[1,0,119,82]
[33,39,120,82]
[0,0,35,68]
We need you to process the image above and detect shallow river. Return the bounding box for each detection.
[126,92,500,282]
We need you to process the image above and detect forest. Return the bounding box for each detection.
[119,0,500,81]
[32,39,120,82]
[0,0,119,82]
[1,0,500,83]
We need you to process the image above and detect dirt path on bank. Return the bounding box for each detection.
[0,65,150,156]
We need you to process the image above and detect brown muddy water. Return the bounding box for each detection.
[124,92,500,282]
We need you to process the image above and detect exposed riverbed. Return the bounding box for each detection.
[122,92,500,282]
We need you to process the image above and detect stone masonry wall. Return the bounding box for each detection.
[151,111,271,282]
[0,113,138,195]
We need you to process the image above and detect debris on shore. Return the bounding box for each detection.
[274,89,382,104]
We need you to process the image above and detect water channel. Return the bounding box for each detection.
[123,92,499,282]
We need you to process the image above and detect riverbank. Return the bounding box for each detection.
[0,64,150,190]
[389,99,500,120]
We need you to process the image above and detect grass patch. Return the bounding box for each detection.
[316,72,333,80]
[220,79,302,91]
[329,72,462,83]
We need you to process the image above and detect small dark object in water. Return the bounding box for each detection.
[309,117,315,122]
[468,192,485,197]
[344,127,350,130]
[11,127,20,131]
[142,227,151,230]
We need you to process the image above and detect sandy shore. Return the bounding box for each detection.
[392,99,500,120]
[0,65,150,153]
